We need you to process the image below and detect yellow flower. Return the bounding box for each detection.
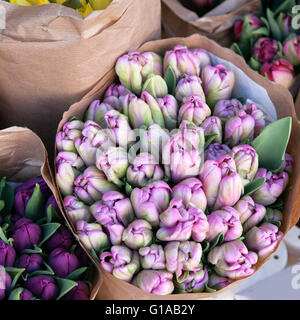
[89,0,111,10]
[54,0,66,4]
[37,0,50,4]
[77,2,93,18]
[10,0,33,6]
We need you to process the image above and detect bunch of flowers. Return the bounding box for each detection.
[0,177,94,300]
[231,0,300,89]
[56,44,293,295]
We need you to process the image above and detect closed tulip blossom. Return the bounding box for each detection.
[278,13,292,39]
[175,75,206,103]
[156,95,178,130]
[178,95,211,126]
[174,268,208,293]
[172,177,207,211]
[157,198,209,242]
[142,74,168,99]
[208,272,232,290]
[8,288,34,301]
[62,281,90,300]
[208,240,258,280]
[230,145,258,185]
[260,58,294,89]
[165,241,202,279]
[280,153,293,175]
[139,245,166,270]
[253,38,279,64]
[245,223,283,259]
[207,207,243,242]
[103,83,131,111]
[234,14,263,42]
[25,275,59,300]
[74,166,117,205]
[252,169,289,206]
[18,254,43,273]
[45,194,62,218]
[201,64,235,108]
[126,153,164,188]
[192,48,211,69]
[56,120,84,153]
[64,196,92,224]
[77,221,109,254]
[122,93,138,117]
[116,51,163,95]
[104,110,136,147]
[122,219,153,250]
[204,143,231,161]
[133,270,174,295]
[96,147,129,187]
[130,181,171,227]
[45,225,74,251]
[200,155,243,210]
[163,45,200,80]
[12,218,41,252]
[0,272,11,300]
[242,103,266,137]
[100,246,140,282]
[283,35,300,66]
[141,91,165,128]
[0,240,16,267]
[84,100,113,127]
[163,124,205,183]
[224,109,255,147]
[201,116,222,143]
[48,248,79,278]
[213,99,242,121]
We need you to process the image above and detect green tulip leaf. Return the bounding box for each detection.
[269,198,284,210]
[252,27,270,37]
[66,267,88,281]
[202,240,210,254]
[62,0,83,9]
[55,277,78,300]
[249,57,261,71]
[125,182,133,196]
[38,223,61,247]
[230,43,243,57]
[269,220,281,228]
[25,183,45,221]
[0,225,9,244]
[164,66,177,96]
[176,271,189,284]
[260,17,270,33]
[8,287,24,300]
[266,9,282,41]
[29,261,55,278]
[205,284,217,293]
[244,178,266,196]
[210,233,224,251]
[274,0,296,16]
[0,183,14,216]
[46,204,61,224]
[0,200,4,212]
[22,246,43,255]
[5,267,26,290]
[251,117,292,172]
[90,248,100,262]
[204,134,218,149]
[0,177,7,199]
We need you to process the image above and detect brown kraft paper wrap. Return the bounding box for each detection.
[0,0,161,155]
[52,34,300,300]
[0,126,101,300]
[162,0,261,46]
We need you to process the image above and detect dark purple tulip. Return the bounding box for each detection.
[0,271,11,300]
[20,288,34,300]
[12,218,41,253]
[48,248,79,278]
[0,240,16,267]
[25,275,58,300]
[74,246,90,267]
[18,254,43,273]
[45,195,62,218]
[45,225,73,252]
[62,281,90,300]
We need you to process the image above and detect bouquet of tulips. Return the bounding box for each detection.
[0,176,94,300]
[4,0,112,17]
[55,44,293,296]
[231,0,300,89]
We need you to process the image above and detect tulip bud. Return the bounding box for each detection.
[8,288,33,300]
[213,99,242,121]
[253,37,279,64]
[44,225,73,252]
[12,218,41,252]
[263,208,283,223]
[62,281,90,300]
[0,240,16,267]
[103,84,131,111]
[126,153,164,188]
[174,269,208,294]
[252,168,289,206]
[175,75,206,103]
[178,95,211,126]
[242,103,266,137]
[208,240,258,280]
[116,51,163,95]
[202,64,235,108]
[0,271,11,300]
[141,91,165,128]
[172,177,207,211]
[278,13,292,39]
[100,246,140,282]
[133,270,174,295]
[130,181,171,227]
[56,120,84,153]
[25,275,59,300]
[45,194,62,218]
[283,35,300,66]
[200,155,243,210]
[224,110,255,147]
[156,95,178,130]
[122,219,153,250]
[280,153,293,175]
[139,244,166,270]
[165,241,202,279]
[18,254,43,273]
[48,248,79,278]
[64,196,92,224]
[142,74,168,99]
[84,100,113,127]
[96,147,129,188]
[201,116,222,143]
[260,58,294,89]
[234,14,263,42]
[207,206,243,242]
[77,221,109,253]
[245,223,283,259]
[208,272,232,290]
[192,48,211,69]
[204,143,231,161]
